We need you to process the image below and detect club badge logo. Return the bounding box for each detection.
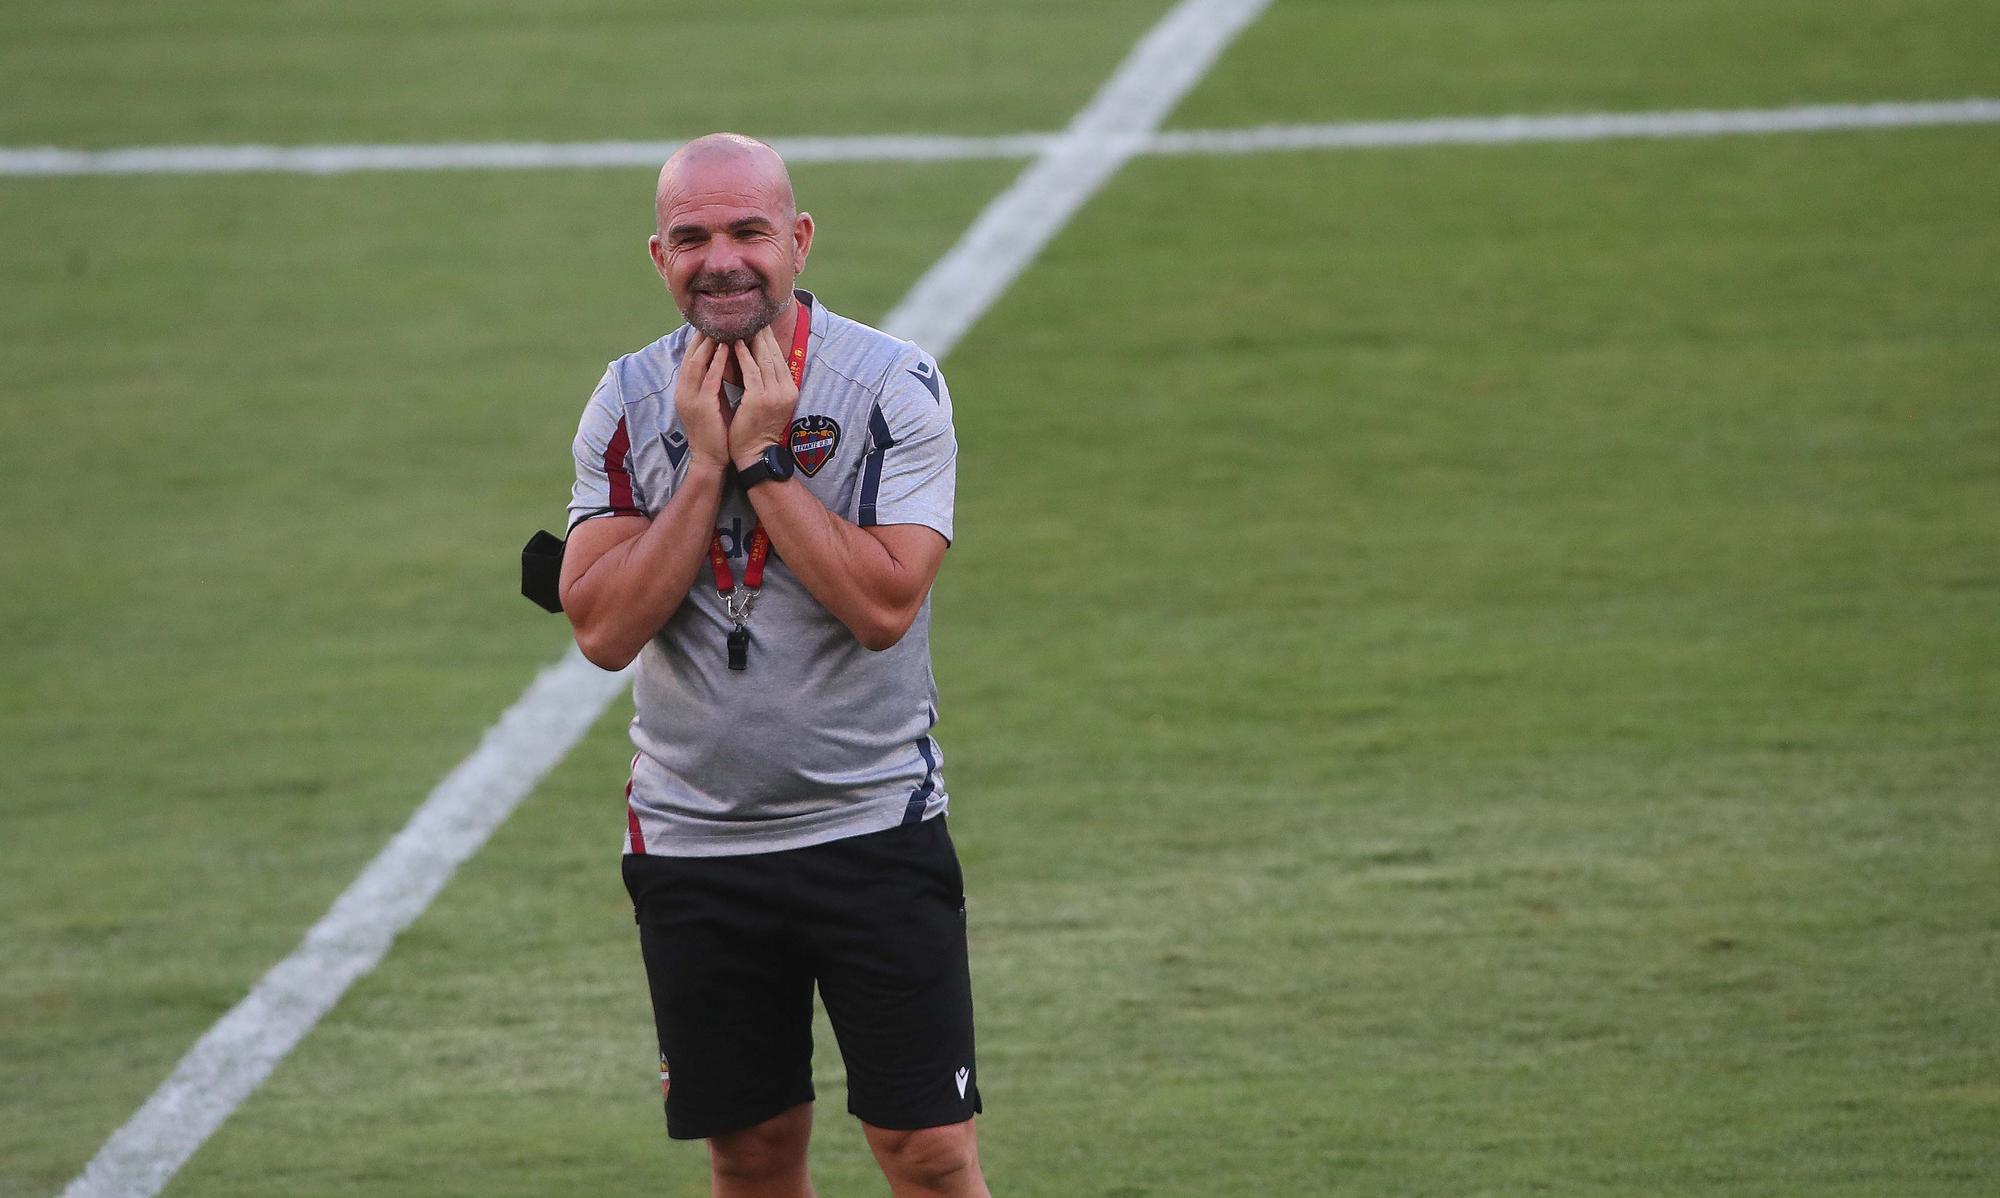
[788,415,841,477]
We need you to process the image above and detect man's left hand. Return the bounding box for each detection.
[728,325,801,468]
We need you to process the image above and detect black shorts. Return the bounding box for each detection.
[622,816,982,1141]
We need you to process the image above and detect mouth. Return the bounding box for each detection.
[683,271,778,340]
[693,270,765,301]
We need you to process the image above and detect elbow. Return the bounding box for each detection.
[856,627,903,653]
[853,604,920,653]
[574,625,639,672]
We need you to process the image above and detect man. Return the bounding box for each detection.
[557,133,990,1198]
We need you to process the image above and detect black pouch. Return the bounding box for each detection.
[521,530,566,613]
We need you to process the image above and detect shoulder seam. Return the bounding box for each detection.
[817,307,921,398]
[811,354,875,394]
[866,340,926,398]
[611,332,680,408]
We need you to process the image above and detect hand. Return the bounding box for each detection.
[671,333,733,469]
[727,325,801,469]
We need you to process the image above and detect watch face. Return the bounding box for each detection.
[766,445,796,480]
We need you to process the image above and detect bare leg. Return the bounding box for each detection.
[708,1102,816,1198]
[862,1118,989,1198]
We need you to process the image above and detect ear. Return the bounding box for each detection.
[647,234,670,281]
[791,212,815,275]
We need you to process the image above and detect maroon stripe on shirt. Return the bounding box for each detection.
[604,417,634,509]
[625,774,646,854]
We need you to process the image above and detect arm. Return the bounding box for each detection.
[560,334,736,670]
[559,461,727,669]
[730,329,951,651]
[741,480,948,651]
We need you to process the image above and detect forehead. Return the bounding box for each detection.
[658,156,790,230]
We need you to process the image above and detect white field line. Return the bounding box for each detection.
[1142,97,2000,155]
[881,0,1273,356]
[59,650,630,1198]
[0,133,1058,176]
[56,2,1272,1196]
[4,98,1996,178]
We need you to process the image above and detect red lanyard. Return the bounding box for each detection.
[708,300,811,665]
[708,525,771,595]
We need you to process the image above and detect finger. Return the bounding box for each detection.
[755,326,787,388]
[680,334,713,384]
[711,348,734,423]
[732,339,758,388]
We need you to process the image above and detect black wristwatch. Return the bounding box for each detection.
[737,443,795,489]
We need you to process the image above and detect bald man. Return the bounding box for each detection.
[557,134,990,1197]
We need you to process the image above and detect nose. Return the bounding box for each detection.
[702,237,743,274]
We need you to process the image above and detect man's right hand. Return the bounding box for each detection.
[672,333,734,469]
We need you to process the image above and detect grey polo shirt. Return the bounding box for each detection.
[568,291,957,857]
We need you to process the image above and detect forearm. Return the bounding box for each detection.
[563,461,727,668]
[744,478,930,651]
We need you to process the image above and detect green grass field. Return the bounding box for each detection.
[4,2,1997,1195]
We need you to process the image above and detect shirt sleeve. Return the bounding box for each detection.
[856,350,956,543]
[567,366,645,531]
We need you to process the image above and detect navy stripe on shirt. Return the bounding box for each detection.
[858,401,896,527]
[901,736,938,825]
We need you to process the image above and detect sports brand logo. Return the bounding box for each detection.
[908,359,941,402]
[659,1053,671,1098]
[955,1066,970,1099]
[788,415,841,477]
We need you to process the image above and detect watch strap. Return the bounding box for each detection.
[737,443,794,489]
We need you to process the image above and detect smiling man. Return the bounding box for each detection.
[555,134,988,1198]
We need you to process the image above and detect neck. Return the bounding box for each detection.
[772,293,801,343]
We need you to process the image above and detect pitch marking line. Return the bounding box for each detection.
[56,1,1273,1196]
[59,652,627,1198]
[3,98,1996,177]
[1144,97,2000,155]
[881,0,1271,358]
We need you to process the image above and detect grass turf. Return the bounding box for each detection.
[0,0,1170,147]
[4,0,1998,1193]
[0,158,1022,1196]
[1173,0,2000,128]
[140,126,2000,1195]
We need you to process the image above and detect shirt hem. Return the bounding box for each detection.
[624,791,945,858]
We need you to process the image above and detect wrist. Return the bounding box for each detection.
[736,441,796,489]
[732,439,780,471]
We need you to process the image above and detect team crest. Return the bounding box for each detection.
[788,415,841,477]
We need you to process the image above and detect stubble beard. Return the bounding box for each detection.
[685,268,784,343]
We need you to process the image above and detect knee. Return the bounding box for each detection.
[709,1105,811,1185]
[865,1121,979,1192]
